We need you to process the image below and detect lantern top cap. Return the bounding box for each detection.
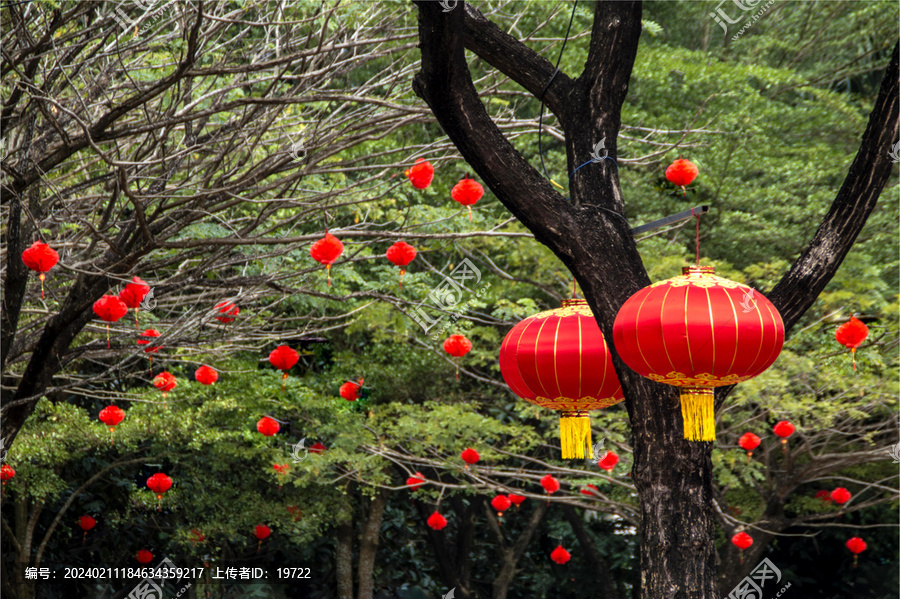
[561,298,588,307]
[682,265,716,275]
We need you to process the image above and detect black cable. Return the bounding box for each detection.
[537,1,578,184]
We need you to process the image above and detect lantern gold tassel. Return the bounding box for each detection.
[559,411,592,459]
[679,387,716,442]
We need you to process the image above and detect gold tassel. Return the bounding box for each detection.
[679,387,716,442]
[559,411,592,459]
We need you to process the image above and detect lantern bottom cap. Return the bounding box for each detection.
[559,411,592,459]
[680,387,716,442]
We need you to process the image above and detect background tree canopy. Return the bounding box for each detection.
[1,1,896,599]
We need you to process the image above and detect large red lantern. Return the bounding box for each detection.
[450,177,484,220]
[386,242,417,287]
[118,276,150,327]
[339,378,363,401]
[732,531,753,563]
[146,473,172,510]
[310,232,344,286]
[195,365,218,386]
[835,316,868,371]
[99,406,125,443]
[257,416,280,437]
[613,266,784,442]
[846,537,866,568]
[78,515,96,544]
[500,299,624,458]
[269,345,299,391]
[22,241,59,298]
[550,545,571,565]
[665,158,699,195]
[427,511,447,530]
[93,295,129,348]
[443,334,472,381]
[215,301,240,323]
[738,432,761,460]
[405,158,434,189]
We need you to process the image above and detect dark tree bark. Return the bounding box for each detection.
[336,517,355,599]
[357,489,390,599]
[415,496,481,599]
[411,2,898,597]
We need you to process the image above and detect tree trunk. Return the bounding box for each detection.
[563,506,620,599]
[357,489,389,599]
[486,497,550,599]
[336,517,355,599]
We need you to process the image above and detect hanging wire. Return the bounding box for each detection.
[537,1,578,186]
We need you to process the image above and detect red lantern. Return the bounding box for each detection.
[310,232,344,287]
[732,531,753,563]
[597,451,619,472]
[508,494,526,508]
[443,334,472,381]
[254,524,271,552]
[613,266,784,441]
[815,490,833,503]
[269,345,299,392]
[22,241,59,299]
[835,316,869,371]
[99,406,125,444]
[1,464,14,488]
[309,442,326,454]
[215,301,240,323]
[773,421,794,453]
[665,158,699,195]
[136,549,154,564]
[119,276,150,328]
[500,299,624,458]
[831,487,852,505]
[273,463,290,491]
[450,177,484,220]
[846,537,866,568]
[550,545,571,565]
[146,473,172,510]
[256,416,280,437]
[491,494,512,519]
[738,432,761,460]
[405,158,434,189]
[93,295,129,348]
[152,372,177,406]
[137,329,161,360]
[460,447,480,468]
[386,242,417,287]
[339,378,363,401]
[78,515,96,544]
[427,511,447,530]
[581,484,598,496]
[406,472,426,490]
[541,474,560,495]
[195,365,218,385]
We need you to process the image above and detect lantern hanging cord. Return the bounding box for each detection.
[537,1,578,187]
[693,207,702,266]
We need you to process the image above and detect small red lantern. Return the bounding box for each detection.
[98,406,125,443]
[406,472,426,490]
[427,511,447,531]
[597,451,619,472]
[665,158,699,195]
[541,474,560,495]
[195,365,218,386]
[310,232,344,287]
[581,484,598,496]
[508,494,526,508]
[257,416,280,437]
[831,487,852,505]
[815,490,833,503]
[1,464,15,488]
[254,524,271,552]
[136,549,154,564]
[152,372,177,406]
[732,531,753,563]
[309,442,326,454]
[773,421,794,453]
[137,329,161,362]
[460,447,480,468]
[386,242,417,287]
[93,294,129,348]
[269,345,299,392]
[146,473,173,511]
[22,241,59,298]
[835,316,869,371]
[78,515,96,544]
[405,158,434,189]
[215,301,240,323]
[339,378,363,401]
[550,545,571,565]
[450,177,484,220]
[738,432,761,460]
[443,334,472,381]
[118,276,150,328]
[846,537,866,568]
[491,494,512,519]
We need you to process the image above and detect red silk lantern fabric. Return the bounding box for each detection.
[405,158,434,189]
[540,474,560,494]
[99,406,125,428]
[460,448,480,465]
[93,295,128,322]
[508,493,525,506]
[310,233,344,286]
[613,265,784,442]
[665,158,699,187]
[406,472,425,489]
[257,416,280,436]
[732,532,753,550]
[491,494,512,516]
[451,177,484,219]
[273,464,289,475]
[550,545,571,565]
[146,473,173,495]
[254,525,271,540]
[597,451,619,472]
[846,537,866,554]
[215,301,240,323]
[835,316,868,370]
[195,365,218,385]
[773,421,794,440]
[339,379,362,401]
[500,299,624,458]
[386,241,417,286]
[581,484,598,496]
[309,442,326,454]
[443,335,472,357]
[152,372,177,393]
[739,432,761,457]
[22,241,59,298]
[831,487,851,505]
[78,515,96,531]
[269,345,299,371]
[136,550,154,564]
[815,490,833,502]
[427,511,447,530]
[137,329,161,353]
[119,276,150,316]
[1,464,14,483]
